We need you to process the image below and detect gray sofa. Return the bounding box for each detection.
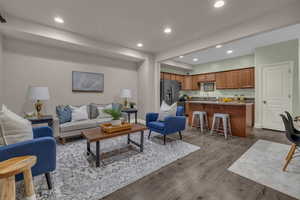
[53,103,123,143]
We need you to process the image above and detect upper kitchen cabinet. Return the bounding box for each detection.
[239,68,255,88]
[182,75,193,90]
[216,67,255,89]
[226,70,240,89]
[216,72,227,89]
[198,73,215,82]
[192,75,200,90]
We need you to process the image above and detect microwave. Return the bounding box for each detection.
[203,82,215,91]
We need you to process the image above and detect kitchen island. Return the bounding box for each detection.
[186,101,254,137]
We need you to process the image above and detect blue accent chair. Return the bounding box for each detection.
[0,126,56,189]
[146,106,186,144]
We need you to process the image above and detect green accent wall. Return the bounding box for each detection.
[254,39,299,120]
[160,64,188,75]
[191,54,254,74]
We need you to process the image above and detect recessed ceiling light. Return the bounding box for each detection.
[227,50,233,54]
[216,44,223,48]
[164,27,172,34]
[214,0,225,8]
[54,16,64,24]
[137,43,143,47]
[179,56,184,59]
[193,58,199,62]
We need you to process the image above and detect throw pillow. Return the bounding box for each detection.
[0,105,33,146]
[157,101,177,121]
[56,105,72,124]
[97,104,113,119]
[69,105,89,122]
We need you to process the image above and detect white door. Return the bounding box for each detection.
[262,62,293,131]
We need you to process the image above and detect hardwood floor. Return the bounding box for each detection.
[103,128,296,200]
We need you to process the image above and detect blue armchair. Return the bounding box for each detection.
[0,126,56,189]
[146,106,186,144]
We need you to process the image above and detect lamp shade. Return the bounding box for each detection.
[120,89,132,98]
[28,86,50,101]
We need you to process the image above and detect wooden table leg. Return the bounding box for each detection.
[23,168,36,200]
[0,176,16,200]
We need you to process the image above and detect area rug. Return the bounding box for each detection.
[16,131,200,200]
[228,140,300,199]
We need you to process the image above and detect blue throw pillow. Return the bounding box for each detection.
[56,105,72,124]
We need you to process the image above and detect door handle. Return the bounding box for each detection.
[263,100,267,104]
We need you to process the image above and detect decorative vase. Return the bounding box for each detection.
[111,119,122,126]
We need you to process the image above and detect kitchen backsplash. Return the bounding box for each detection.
[180,88,255,98]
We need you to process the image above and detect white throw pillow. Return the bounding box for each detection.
[97,104,113,119]
[70,105,89,122]
[0,105,33,146]
[158,101,177,121]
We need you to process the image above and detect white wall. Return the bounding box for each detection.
[0,35,3,106]
[3,38,139,116]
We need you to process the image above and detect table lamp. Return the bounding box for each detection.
[28,86,50,118]
[120,89,131,108]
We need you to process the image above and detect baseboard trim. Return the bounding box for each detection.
[254,123,262,129]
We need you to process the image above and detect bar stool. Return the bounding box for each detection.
[0,156,37,200]
[191,111,209,132]
[210,113,232,139]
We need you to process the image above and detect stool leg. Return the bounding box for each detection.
[23,168,36,200]
[223,117,228,139]
[200,114,204,133]
[0,176,15,200]
[228,116,232,135]
[192,113,195,127]
[210,116,216,135]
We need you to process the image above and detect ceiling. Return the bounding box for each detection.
[173,23,300,65]
[0,0,298,54]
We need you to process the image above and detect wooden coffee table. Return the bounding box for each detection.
[82,124,148,167]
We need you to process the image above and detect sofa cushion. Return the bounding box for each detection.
[90,103,113,119]
[148,121,165,131]
[60,120,97,132]
[56,105,72,124]
[69,105,89,122]
[92,118,113,125]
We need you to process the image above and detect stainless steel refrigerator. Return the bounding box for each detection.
[160,80,180,105]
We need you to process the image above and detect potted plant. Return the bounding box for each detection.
[103,108,122,126]
[129,102,136,109]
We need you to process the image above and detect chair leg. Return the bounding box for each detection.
[283,144,297,171]
[285,145,294,160]
[178,131,182,140]
[163,135,166,145]
[45,173,53,190]
[148,130,152,139]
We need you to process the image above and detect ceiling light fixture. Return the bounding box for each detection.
[54,16,64,24]
[214,0,225,8]
[227,50,233,54]
[179,56,184,59]
[193,58,199,62]
[216,44,223,48]
[137,43,143,47]
[164,27,172,34]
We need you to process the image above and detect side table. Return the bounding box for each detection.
[122,108,138,124]
[25,115,54,129]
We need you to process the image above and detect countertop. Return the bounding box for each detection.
[186,100,254,106]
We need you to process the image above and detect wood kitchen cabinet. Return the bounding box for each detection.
[192,75,200,90]
[239,68,254,88]
[216,72,227,89]
[226,70,240,89]
[182,75,192,90]
[198,73,216,82]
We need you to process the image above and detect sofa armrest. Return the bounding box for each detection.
[164,116,186,133]
[0,137,56,175]
[53,117,60,138]
[33,126,53,138]
[146,113,159,126]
